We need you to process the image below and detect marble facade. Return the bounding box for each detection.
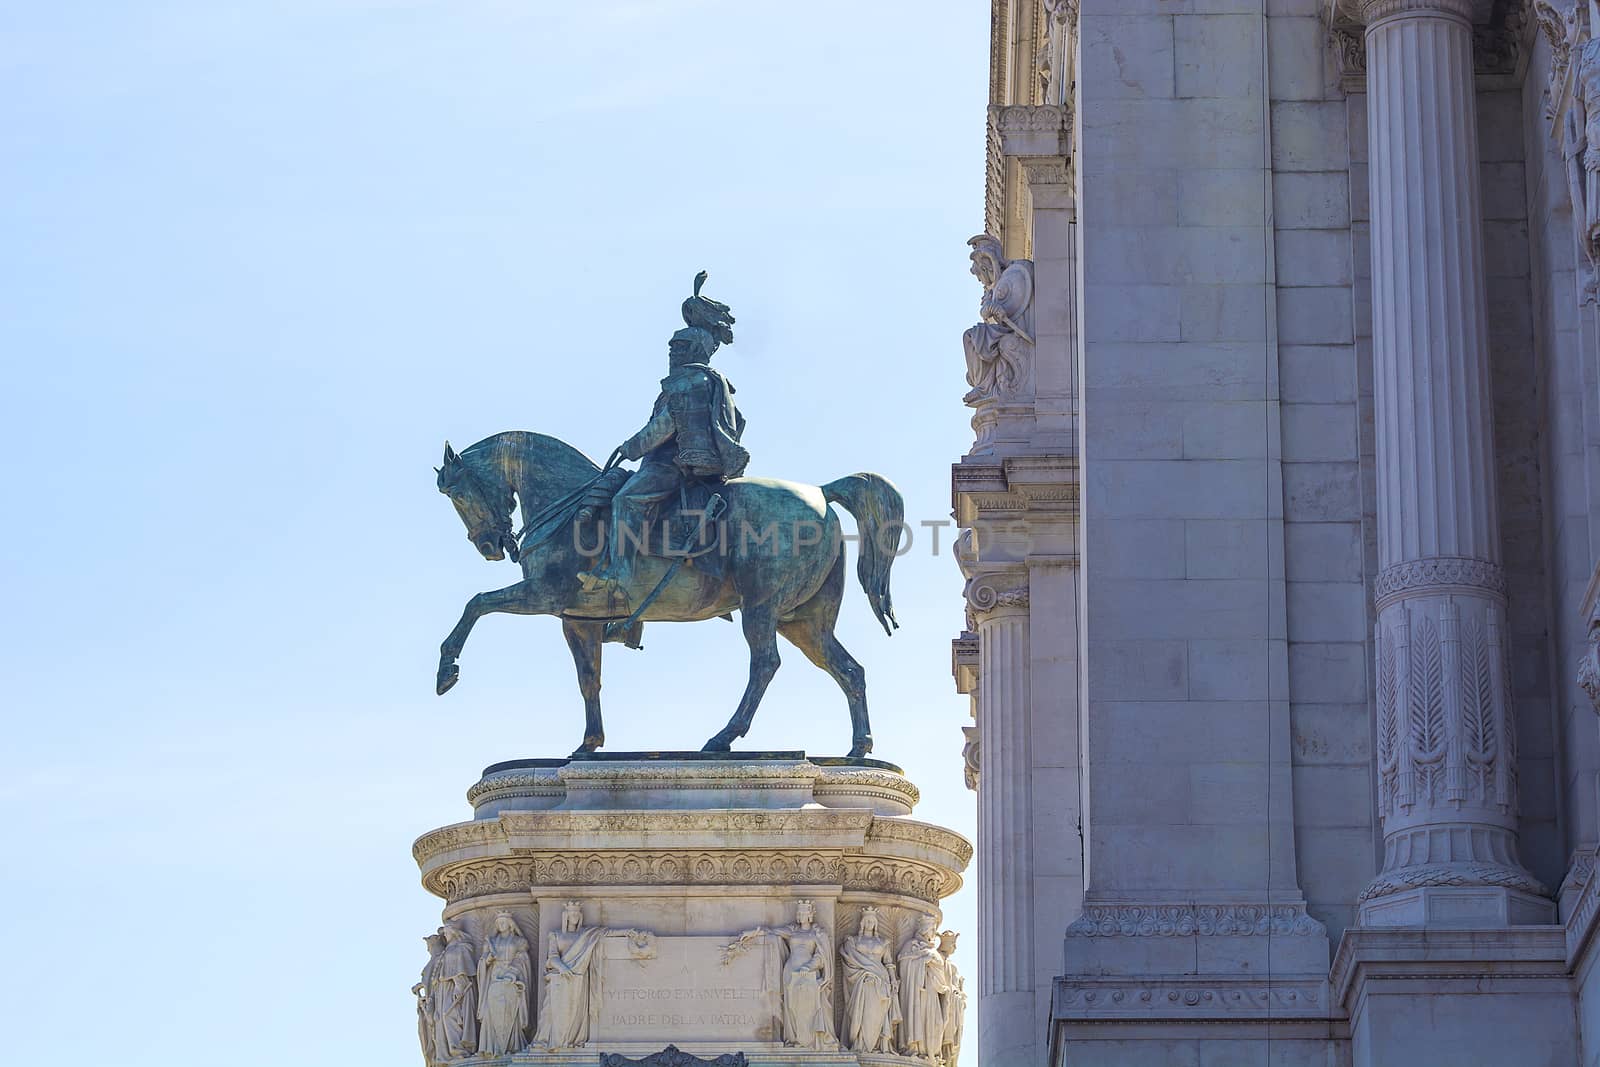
[955,0,1600,1064]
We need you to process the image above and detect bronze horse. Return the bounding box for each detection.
[435,431,903,756]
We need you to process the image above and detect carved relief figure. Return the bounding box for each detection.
[937,931,966,1067]
[476,912,532,1056]
[839,906,901,1053]
[725,900,839,1050]
[413,930,445,1064]
[433,920,479,1060]
[962,234,1034,406]
[531,901,606,1050]
[896,915,950,1060]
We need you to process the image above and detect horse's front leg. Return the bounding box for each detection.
[436,580,543,695]
[561,619,606,754]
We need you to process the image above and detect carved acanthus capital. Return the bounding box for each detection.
[991,104,1073,159]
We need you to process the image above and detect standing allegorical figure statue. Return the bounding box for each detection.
[412,930,445,1065]
[578,272,749,608]
[531,901,655,1050]
[476,912,533,1056]
[433,921,479,1060]
[962,233,1035,406]
[725,900,840,1050]
[938,930,967,1067]
[839,906,901,1053]
[896,915,950,1061]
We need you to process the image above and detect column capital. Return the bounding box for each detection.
[1334,0,1475,27]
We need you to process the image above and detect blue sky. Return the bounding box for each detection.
[0,2,987,1061]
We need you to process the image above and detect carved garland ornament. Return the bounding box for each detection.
[1064,903,1326,938]
[1356,862,1549,902]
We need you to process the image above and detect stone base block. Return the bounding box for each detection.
[1332,927,1578,1067]
[1357,883,1556,927]
[410,754,972,1067]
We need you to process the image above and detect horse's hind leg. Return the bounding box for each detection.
[779,616,872,759]
[703,605,781,752]
[777,547,872,757]
[562,618,605,754]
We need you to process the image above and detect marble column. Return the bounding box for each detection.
[1358,0,1550,925]
[965,569,1034,1067]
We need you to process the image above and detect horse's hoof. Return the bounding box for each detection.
[570,735,604,757]
[847,737,873,758]
[436,663,460,696]
[702,732,735,753]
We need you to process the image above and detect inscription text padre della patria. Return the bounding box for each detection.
[592,936,778,1043]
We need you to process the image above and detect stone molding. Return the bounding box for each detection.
[1373,556,1506,609]
[814,766,922,807]
[466,770,562,806]
[1053,977,1329,1020]
[1064,902,1327,938]
[1357,862,1549,902]
[1330,926,1569,1012]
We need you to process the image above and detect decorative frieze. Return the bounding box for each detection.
[1054,979,1327,1019]
[1064,903,1327,939]
[1372,556,1507,608]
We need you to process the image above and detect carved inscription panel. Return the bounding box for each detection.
[591,935,780,1044]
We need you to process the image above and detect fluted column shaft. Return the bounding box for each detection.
[1359,0,1548,924]
[973,597,1034,1065]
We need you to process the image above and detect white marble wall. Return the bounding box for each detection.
[1070,0,1331,1014]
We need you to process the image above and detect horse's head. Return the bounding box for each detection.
[436,441,518,562]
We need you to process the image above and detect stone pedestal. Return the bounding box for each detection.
[410,754,971,1067]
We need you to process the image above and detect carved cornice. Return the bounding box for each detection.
[865,817,974,866]
[1373,555,1506,609]
[1065,903,1328,938]
[466,770,562,806]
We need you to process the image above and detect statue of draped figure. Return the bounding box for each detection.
[897,915,950,1061]
[840,907,901,1053]
[476,912,532,1055]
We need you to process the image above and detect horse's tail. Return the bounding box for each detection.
[822,473,903,636]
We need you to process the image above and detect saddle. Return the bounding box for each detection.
[579,470,730,580]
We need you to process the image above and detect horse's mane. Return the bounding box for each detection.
[458,431,600,509]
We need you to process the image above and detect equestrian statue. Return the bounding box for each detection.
[433,273,903,757]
